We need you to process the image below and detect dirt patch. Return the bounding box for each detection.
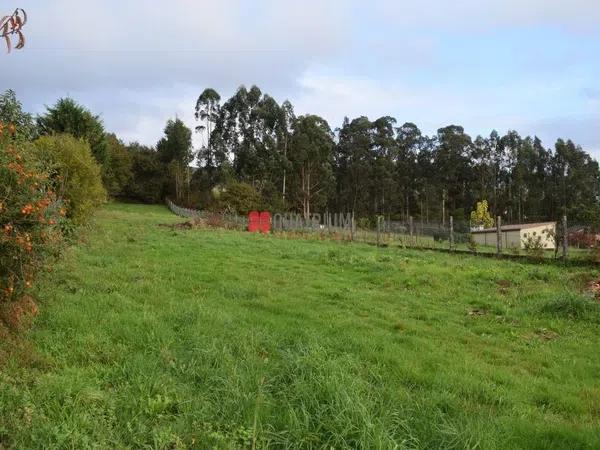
[586,279,600,300]
[535,328,559,341]
[496,279,512,288]
[496,279,512,295]
[468,308,487,317]
[496,280,513,295]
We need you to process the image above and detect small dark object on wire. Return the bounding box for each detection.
[1,8,27,53]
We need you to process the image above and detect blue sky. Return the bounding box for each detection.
[5,0,600,157]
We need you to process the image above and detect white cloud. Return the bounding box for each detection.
[4,0,600,153]
[291,72,600,159]
[375,0,600,31]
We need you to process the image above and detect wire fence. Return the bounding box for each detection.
[165,198,248,230]
[165,200,599,264]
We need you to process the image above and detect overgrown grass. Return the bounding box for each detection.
[540,294,600,322]
[1,203,599,449]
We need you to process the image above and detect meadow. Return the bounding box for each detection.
[1,203,599,449]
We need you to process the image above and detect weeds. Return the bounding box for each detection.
[540,293,600,322]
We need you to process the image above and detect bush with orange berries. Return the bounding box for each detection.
[0,123,65,304]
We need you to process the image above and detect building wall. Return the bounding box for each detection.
[471,224,556,250]
[503,230,522,249]
[520,225,556,250]
[472,230,520,248]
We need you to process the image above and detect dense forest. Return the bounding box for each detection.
[3,87,600,226]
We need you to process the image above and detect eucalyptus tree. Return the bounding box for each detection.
[279,100,296,205]
[288,115,335,218]
[195,88,221,183]
[335,116,374,215]
[395,122,422,220]
[552,139,600,222]
[434,125,473,222]
[370,116,397,217]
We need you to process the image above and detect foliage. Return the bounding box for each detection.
[1,203,600,448]
[470,200,494,229]
[36,98,109,171]
[522,232,546,260]
[122,143,167,203]
[0,124,63,304]
[217,181,263,215]
[157,118,193,203]
[288,115,334,217]
[0,90,36,140]
[190,85,600,226]
[104,133,133,196]
[467,234,478,253]
[32,135,106,224]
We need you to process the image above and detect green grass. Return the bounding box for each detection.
[1,203,600,449]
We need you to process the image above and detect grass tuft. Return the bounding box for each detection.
[540,293,600,322]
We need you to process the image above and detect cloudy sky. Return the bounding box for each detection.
[5,0,600,156]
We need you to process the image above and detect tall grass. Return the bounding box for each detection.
[0,203,599,449]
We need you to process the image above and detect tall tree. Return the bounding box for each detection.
[288,115,335,217]
[104,133,133,197]
[434,125,473,223]
[336,116,374,215]
[37,98,108,170]
[157,118,193,203]
[195,88,221,180]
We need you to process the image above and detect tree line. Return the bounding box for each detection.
[3,87,599,226]
[191,86,600,226]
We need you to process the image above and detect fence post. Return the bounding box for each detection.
[562,215,568,260]
[496,216,502,256]
[409,216,414,247]
[377,216,381,247]
[449,216,454,251]
[350,212,355,241]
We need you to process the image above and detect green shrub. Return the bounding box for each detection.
[123,145,167,204]
[217,182,263,215]
[104,133,133,197]
[0,124,64,304]
[540,294,600,322]
[522,233,545,260]
[32,135,106,224]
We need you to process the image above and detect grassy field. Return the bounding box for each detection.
[1,203,600,449]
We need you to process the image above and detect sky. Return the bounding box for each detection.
[4,0,600,157]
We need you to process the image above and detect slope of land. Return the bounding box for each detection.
[1,203,599,449]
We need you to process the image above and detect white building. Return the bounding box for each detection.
[471,222,556,250]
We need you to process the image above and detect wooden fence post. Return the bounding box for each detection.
[562,215,568,260]
[409,216,414,247]
[350,212,355,241]
[449,216,454,251]
[496,216,502,256]
[377,216,381,247]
